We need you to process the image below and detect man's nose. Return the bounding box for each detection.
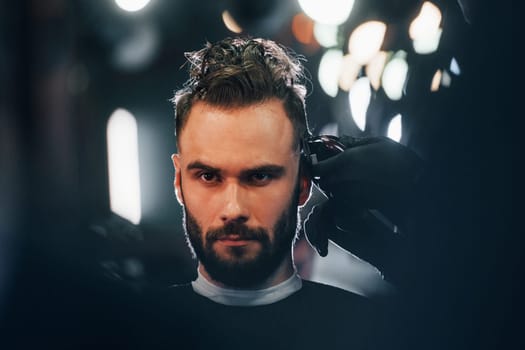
[220,183,249,224]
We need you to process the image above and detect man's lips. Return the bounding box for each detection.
[215,235,256,247]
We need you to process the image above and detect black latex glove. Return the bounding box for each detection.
[303,135,424,282]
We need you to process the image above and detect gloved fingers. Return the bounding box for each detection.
[311,138,424,192]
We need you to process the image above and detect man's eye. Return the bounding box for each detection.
[249,173,272,184]
[199,172,218,182]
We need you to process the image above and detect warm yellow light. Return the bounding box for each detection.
[365,51,388,91]
[222,10,242,34]
[314,22,339,48]
[431,69,442,91]
[338,54,361,91]
[348,21,387,65]
[292,13,315,44]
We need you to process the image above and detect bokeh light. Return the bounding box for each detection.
[349,77,371,131]
[450,57,461,75]
[298,0,355,25]
[115,0,151,12]
[387,114,402,142]
[338,54,361,91]
[431,69,442,92]
[365,51,388,91]
[382,51,409,101]
[318,49,344,97]
[409,1,442,54]
[107,109,142,225]
[292,13,315,44]
[314,22,339,48]
[348,21,387,65]
[222,10,243,34]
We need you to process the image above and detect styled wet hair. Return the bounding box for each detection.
[172,37,310,149]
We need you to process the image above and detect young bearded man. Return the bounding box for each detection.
[138,37,393,350]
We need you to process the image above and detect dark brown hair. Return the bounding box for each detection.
[172,37,310,149]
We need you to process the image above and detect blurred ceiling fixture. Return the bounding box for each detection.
[114,0,151,12]
[297,0,355,25]
[107,109,142,225]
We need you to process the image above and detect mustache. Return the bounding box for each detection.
[206,222,269,242]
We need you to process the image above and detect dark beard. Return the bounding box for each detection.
[183,191,300,288]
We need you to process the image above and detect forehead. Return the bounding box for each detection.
[177,99,297,167]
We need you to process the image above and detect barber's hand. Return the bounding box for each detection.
[303,136,424,283]
[311,136,424,220]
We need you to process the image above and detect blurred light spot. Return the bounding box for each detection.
[387,114,402,142]
[409,1,442,54]
[292,13,315,44]
[441,70,451,87]
[349,77,371,131]
[107,109,142,225]
[412,29,442,54]
[348,21,387,65]
[431,69,442,91]
[314,22,339,48]
[382,51,408,101]
[113,25,159,71]
[365,51,388,90]
[319,122,339,136]
[318,49,344,97]
[115,0,151,12]
[338,54,361,91]
[450,57,461,75]
[298,0,355,25]
[222,10,242,33]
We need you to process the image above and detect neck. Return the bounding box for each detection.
[198,254,295,290]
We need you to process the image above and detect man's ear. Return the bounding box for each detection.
[171,154,184,205]
[298,175,312,206]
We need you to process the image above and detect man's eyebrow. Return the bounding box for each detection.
[240,165,285,177]
[186,161,285,177]
[186,161,220,173]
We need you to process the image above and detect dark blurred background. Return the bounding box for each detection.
[0,0,516,348]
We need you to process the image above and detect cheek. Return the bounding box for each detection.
[249,184,297,229]
[181,183,220,228]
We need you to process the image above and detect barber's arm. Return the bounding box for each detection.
[302,135,425,285]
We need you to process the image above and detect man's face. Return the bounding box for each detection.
[172,99,310,287]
